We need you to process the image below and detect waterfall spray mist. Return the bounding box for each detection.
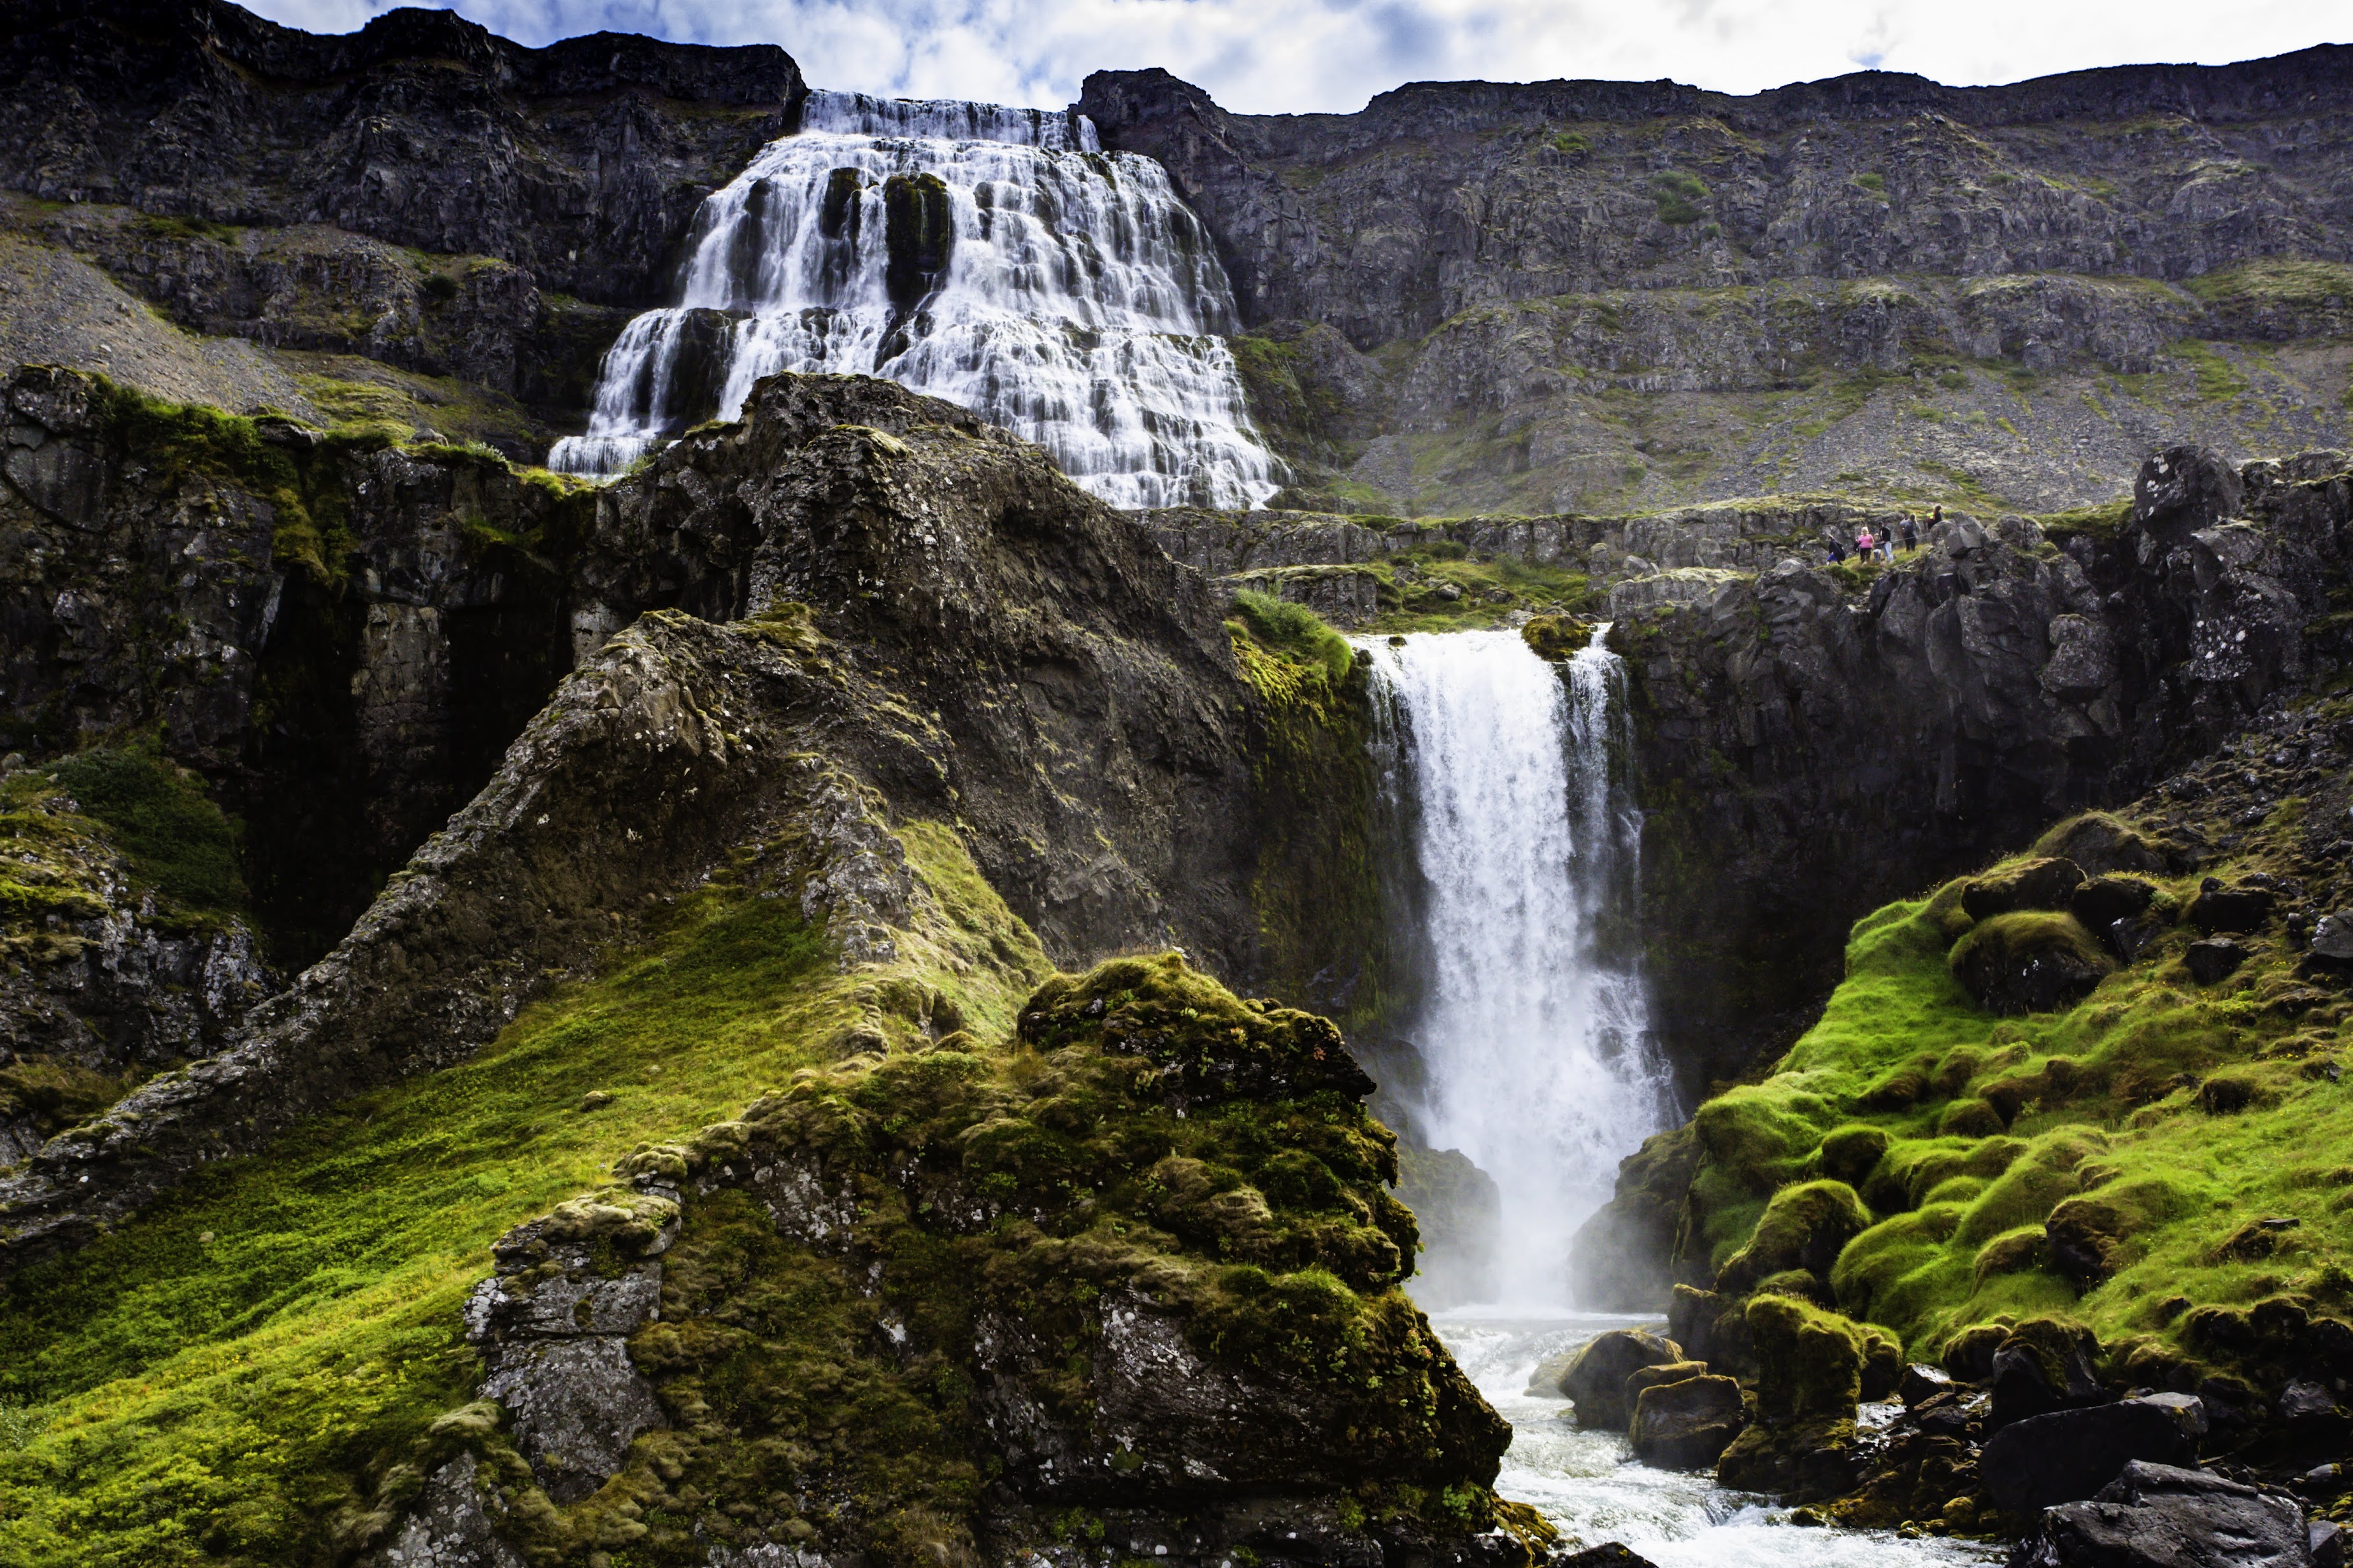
[1367,628,1678,1308]
[550,90,1279,510]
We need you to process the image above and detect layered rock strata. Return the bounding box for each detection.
[1083,58,2353,512]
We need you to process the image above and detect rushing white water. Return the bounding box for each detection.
[549,90,1281,510]
[1436,1310,1998,1566]
[1366,627,1678,1307]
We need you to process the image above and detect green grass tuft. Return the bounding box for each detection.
[45,742,244,915]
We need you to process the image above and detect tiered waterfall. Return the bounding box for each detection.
[550,90,1280,510]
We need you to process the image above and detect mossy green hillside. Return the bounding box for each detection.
[1680,722,2353,1400]
[0,819,1047,1568]
[441,952,1512,1567]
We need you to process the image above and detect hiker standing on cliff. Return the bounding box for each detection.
[1855,525,1875,564]
[1900,515,1919,555]
[1825,531,1847,565]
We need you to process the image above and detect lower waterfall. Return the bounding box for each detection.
[549,90,1280,510]
[1381,629,1987,1563]
[1366,627,1678,1308]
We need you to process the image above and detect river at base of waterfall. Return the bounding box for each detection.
[1432,1310,1998,1567]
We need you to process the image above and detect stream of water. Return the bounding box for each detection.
[1368,629,1993,1562]
[1438,1309,1998,1566]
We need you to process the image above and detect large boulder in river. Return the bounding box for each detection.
[1630,1374,1747,1469]
[2017,1460,2306,1568]
[1981,1397,2201,1513]
[1950,911,2113,1015]
[1559,1329,1682,1429]
[1713,1294,1864,1501]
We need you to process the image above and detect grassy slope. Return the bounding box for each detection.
[0,822,1047,1566]
[1689,717,2353,1380]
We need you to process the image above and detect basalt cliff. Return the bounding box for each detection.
[6,4,2353,1567]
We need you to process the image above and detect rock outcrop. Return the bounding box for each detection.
[1617,446,2350,1091]
[0,367,1356,1279]
[372,955,1524,1568]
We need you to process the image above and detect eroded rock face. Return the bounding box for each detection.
[1618,447,2349,1087]
[0,0,804,311]
[1083,58,2353,512]
[0,369,1303,1283]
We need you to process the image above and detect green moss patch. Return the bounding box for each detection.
[1677,773,2353,1374]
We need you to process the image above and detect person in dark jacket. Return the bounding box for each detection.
[1900,515,1919,553]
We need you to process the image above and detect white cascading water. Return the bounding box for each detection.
[1377,629,1990,1561]
[548,90,1282,510]
[1366,627,1679,1307]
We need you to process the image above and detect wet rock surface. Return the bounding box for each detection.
[1982,1400,2202,1515]
[2015,1460,2312,1567]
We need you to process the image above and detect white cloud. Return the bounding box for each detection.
[243,0,2349,116]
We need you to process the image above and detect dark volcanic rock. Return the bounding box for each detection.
[0,0,804,310]
[2186,937,2252,985]
[2071,875,2157,931]
[2190,883,2278,936]
[2016,1460,2308,1568]
[1963,857,2089,920]
[1559,1546,1662,1568]
[0,369,1311,1279]
[1607,446,2349,1088]
[1981,1399,2201,1515]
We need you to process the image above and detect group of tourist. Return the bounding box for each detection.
[1824,506,1941,566]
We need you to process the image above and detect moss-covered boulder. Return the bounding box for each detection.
[1713,1180,1871,1297]
[1713,1295,1866,1500]
[2187,880,2277,936]
[394,954,1517,1567]
[1987,1318,2106,1428]
[1813,1125,1891,1187]
[1630,1374,1747,1469]
[2070,874,2157,933]
[2045,1177,2197,1290]
[2032,813,2166,876]
[1949,911,2113,1014]
[1959,857,2087,921]
[1559,1328,1683,1429]
[1668,1283,1758,1378]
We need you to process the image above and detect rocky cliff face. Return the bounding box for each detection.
[0,364,1380,1279]
[1614,445,2351,1092]
[1082,58,2353,514]
[0,0,807,450]
[0,363,1519,1568]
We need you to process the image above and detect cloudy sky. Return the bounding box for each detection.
[245,0,2348,116]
